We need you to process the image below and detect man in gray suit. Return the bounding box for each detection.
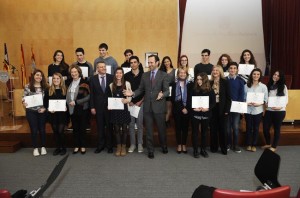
[123,54,169,159]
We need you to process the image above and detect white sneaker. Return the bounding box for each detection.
[128,145,136,153]
[134,123,138,130]
[33,148,40,157]
[138,144,144,153]
[41,147,47,155]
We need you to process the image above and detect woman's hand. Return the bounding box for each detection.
[69,101,76,106]
[38,108,46,113]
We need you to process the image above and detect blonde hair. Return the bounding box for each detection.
[210,65,225,81]
[49,73,67,96]
[176,67,189,79]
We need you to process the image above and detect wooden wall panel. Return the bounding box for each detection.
[0,0,178,92]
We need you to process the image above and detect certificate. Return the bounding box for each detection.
[207,75,211,80]
[48,100,66,112]
[246,92,264,104]
[169,86,172,96]
[128,105,141,118]
[268,96,287,108]
[238,64,254,75]
[48,76,52,86]
[106,65,112,74]
[230,101,247,113]
[79,67,88,78]
[224,72,229,77]
[108,97,124,110]
[123,67,131,74]
[192,96,209,108]
[24,94,43,108]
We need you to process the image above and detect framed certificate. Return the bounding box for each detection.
[268,96,287,108]
[192,96,209,108]
[230,101,247,113]
[24,94,43,108]
[48,100,66,112]
[108,97,124,110]
[246,92,264,104]
[145,52,158,68]
[238,64,255,75]
[79,66,89,78]
[106,65,112,74]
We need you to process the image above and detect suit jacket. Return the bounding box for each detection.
[89,73,114,112]
[210,78,232,116]
[134,70,169,113]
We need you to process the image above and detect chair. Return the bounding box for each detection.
[213,185,291,198]
[0,189,11,198]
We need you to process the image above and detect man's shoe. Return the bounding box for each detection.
[107,148,113,153]
[94,147,104,154]
[60,148,67,155]
[233,146,241,153]
[138,144,144,153]
[128,144,136,153]
[193,150,200,158]
[162,146,168,154]
[221,148,227,155]
[41,147,47,155]
[53,148,61,156]
[148,152,154,159]
[200,148,209,158]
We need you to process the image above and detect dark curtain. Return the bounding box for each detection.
[262,0,300,89]
[177,0,187,64]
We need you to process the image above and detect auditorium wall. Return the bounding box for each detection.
[0,0,178,90]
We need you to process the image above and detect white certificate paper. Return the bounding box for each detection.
[108,97,124,110]
[128,105,141,118]
[48,100,66,112]
[268,96,287,108]
[238,64,255,75]
[48,76,52,86]
[106,65,112,74]
[224,72,229,77]
[192,96,209,108]
[24,94,43,108]
[79,67,89,78]
[246,92,264,104]
[230,101,247,113]
[169,86,172,96]
[123,67,131,74]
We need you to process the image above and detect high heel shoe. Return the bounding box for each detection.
[182,145,187,154]
[73,147,79,154]
[81,148,86,155]
[177,145,182,154]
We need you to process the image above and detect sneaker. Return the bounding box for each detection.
[251,146,257,152]
[246,146,252,151]
[233,146,241,153]
[41,147,47,155]
[138,144,144,153]
[33,148,40,157]
[53,148,61,156]
[227,145,231,152]
[128,144,136,153]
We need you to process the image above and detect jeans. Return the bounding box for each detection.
[26,110,47,148]
[227,112,241,147]
[129,104,144,145]
[245,113,263,146]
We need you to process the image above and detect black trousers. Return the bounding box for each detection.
[191,117,209,149]
[173,110,189,145]
[71,110,88,148]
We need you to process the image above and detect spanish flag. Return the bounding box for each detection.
[21,44,27,87]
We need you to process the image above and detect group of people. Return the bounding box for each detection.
[22,44,288,160]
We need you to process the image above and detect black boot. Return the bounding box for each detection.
[193,148,200,158]
[200,147,209,158]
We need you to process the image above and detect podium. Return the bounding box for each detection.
[0,74,22,131]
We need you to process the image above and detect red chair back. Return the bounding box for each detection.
[0,189,11,198]
[213,185,290,198]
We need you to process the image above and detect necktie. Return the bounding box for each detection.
[150,71,155,86]
[101,76,105,92]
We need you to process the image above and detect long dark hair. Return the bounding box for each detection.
[267,70,286,96]
[53,50,69,73]
[112,68,126,94]
[247,68,262,88]
[239,49,257,67]
[29,69,48,92]
[159,56,174,72]
[194,72,211,93]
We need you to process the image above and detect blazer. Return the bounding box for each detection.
[89,73,114,112]
[210,78,232,116]
[134,70,169,113]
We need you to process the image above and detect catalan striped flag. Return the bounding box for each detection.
[3,43,9,71]
[31,46,36,72]
[21,44,27,87]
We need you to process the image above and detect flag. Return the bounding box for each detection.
[21,44,27,87]
[3,43,9,71]
[31,46,36,72]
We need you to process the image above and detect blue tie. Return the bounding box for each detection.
[101,76,105,92]
[151,71,155,86]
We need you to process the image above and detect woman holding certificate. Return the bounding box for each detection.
[66,65,90,154]
[108,68,131,156]
[171,68,192,154]
[187,72,215,158]
[244,68,268,152]
[22,69,48,157]
[262,71,288,152]
[210,65,232,155]
[44,73,67,156]
[239,49,257,82]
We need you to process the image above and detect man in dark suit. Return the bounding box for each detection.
[123,54,169,159]
[90,60,114,153]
